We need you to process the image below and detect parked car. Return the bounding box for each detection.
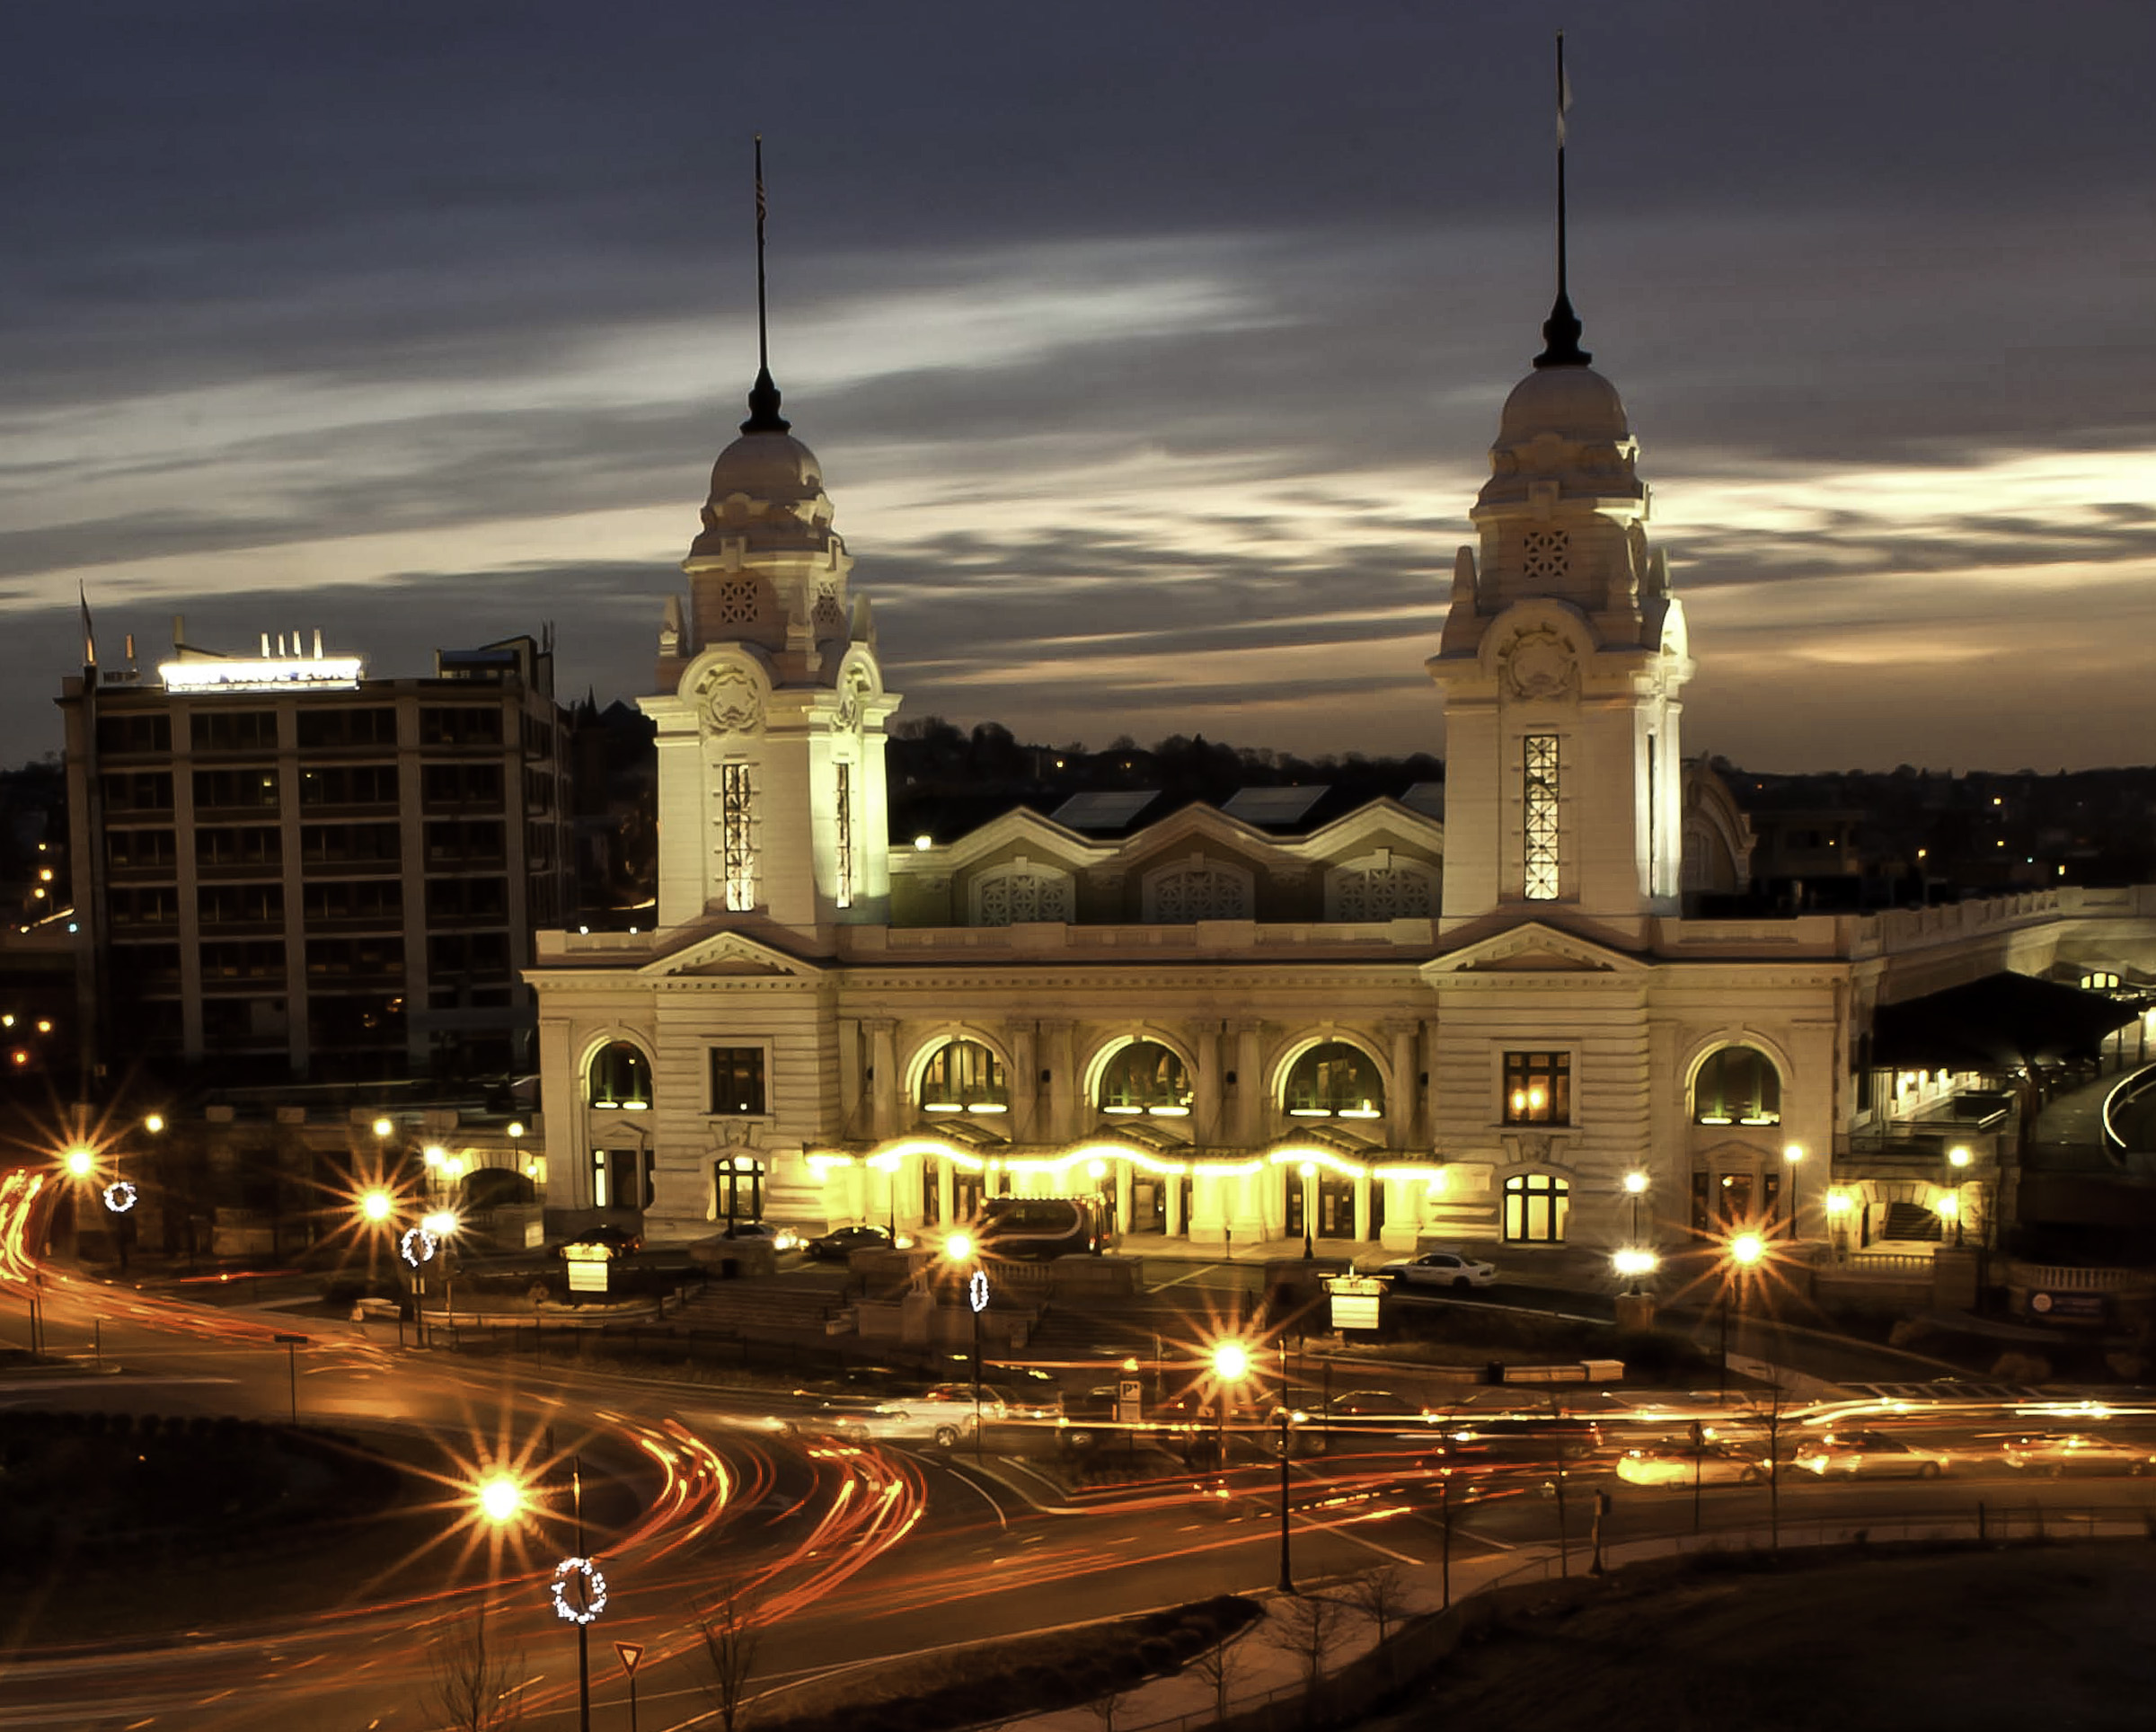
[1616,1443,1768,1489]
[806,1224,897,1260]
[2001,1433,2156,1476]
[718,1220,803,1252]
[555,1224,641,1259]
[1797,1432,1952,1480]
[1380,1250,1498,1290]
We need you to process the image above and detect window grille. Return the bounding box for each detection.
[1521,527,1570,583]
[720,763,755,911]
[1524,735,1560,900]
[835,763,853,911]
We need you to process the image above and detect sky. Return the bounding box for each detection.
[2,1,2152,773]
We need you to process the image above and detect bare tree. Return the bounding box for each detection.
[427,1601,526,1732]
[1085,1683,1131,1732]
[1272,1590,1347,1719]
[697,1583,764,1732]
[1342,1563,1414,1649]
[1188,1630,1248,1725]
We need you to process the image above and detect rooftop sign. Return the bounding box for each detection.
[158,656,365,694]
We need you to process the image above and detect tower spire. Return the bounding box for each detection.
[741,133,791,432]
[1533,31,1591,369]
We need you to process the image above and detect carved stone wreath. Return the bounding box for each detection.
[1502,627,1577,703]
[834,667,873,733]
[696,663,764,737]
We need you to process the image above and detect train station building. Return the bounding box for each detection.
[524,285,2156,1272]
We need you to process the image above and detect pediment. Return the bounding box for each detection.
[642,930,823,979]
[1424,921,1650,977]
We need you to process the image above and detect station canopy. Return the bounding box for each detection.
[1871,972,2149,1073]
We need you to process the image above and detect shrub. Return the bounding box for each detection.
[1135,1636,1180,1675]
[1991,1349,2052,1383]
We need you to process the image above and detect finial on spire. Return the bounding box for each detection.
[741,133,791,432]
[1533,31,1592,369]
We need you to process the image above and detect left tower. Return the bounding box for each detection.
[644,363,899,935]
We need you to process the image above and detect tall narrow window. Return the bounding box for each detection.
[1646,732,1657,889]
[720,763,755,911]
[1524,734,1560,900]
[835,762,854,911]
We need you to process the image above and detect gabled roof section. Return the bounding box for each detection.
[641,928,826,979]
[1284,796,1445,862]
[1424,921,1652,977]
[923,805,1112,874]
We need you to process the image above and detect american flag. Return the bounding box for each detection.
[1556,36,1573,147]
[755,136,767,237]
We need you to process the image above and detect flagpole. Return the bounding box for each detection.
[1534,31,1589,368]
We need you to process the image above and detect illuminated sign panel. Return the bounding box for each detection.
[159,657,365,694]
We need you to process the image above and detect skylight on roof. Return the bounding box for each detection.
[1221,786,1327,826]
[1051,790,1160,831]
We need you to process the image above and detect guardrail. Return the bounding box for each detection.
[1115,1507,2152,1732]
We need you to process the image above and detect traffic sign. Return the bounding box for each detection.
[614,1639,645,1676]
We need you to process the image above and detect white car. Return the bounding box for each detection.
[1797,1432,1951,1480]
[824,1387,987,1448]
[1382,1250,1498,1290]
[1617,1444,1768,1489]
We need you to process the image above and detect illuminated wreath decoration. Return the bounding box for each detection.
[400,1225,438,1267]
[102,1180,138,1214]
[968,1269,990,1314]
[551,1555,609,1624]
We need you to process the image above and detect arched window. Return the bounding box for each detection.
[1099,1041,1192,1117]
[588,1042,652,1109]
[971,862,1075,926]
[2081,970,2122,991]
[1505,1172,1569,1243]
[1692,1046,1781,1127]
[1283,1041,1384,1119]
[918,1039,1008,1115]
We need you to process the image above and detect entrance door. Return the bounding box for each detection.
[1285,1177,1306,1238]
[1132,1180,1162,1233]
[1319,1174,1355,1238]
[954,1171,983,1222]
[715,1159,763,1225]
[1716,1171,1754,1229]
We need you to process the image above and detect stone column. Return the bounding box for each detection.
[1041,1021,1075,1145]
[1012,1023,1040,1142]
[1421,1018,1442,1147]
[1191,1021,1223,1144]
[1115,1162,1134,1236]
[1232,1170,1266,1245]
[1388,1021,1419,1152]
[936,1156,955,1227]
[1166,1171,1186,1239]
[1380,1175,1418,1251]
[1354,1171,1373,1242]
[1233,1022,1265,1147]
[867,1020,898,1140]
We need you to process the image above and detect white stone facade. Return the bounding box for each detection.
[526,345,2156,1264]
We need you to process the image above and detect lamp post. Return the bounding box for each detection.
[1212,1339,1249,1485]
[1613,1247,1657,1295]
[944,1232,985,1454]
[1268,1354,1285,1595]
[1947,1145,1971,1248]
[1781,1144,1805,1238]
[1622,1169,1648,1246]
[1719,1231,1766,1401]
[1299,1161,1316,1261]
[572,1454,592,1732]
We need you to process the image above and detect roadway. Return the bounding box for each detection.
[9,1174,2156,1729]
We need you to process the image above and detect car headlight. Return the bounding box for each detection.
[894,1234,915,1250]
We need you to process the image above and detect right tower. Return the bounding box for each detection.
[1427,198,1692,941]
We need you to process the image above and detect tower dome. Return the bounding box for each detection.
[1496,364,1630,446]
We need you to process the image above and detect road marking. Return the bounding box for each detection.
[938,1461,1011,1530]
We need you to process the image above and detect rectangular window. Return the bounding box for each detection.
[1502,1050,1571,1125]
[710,1047,767,1116]
[296,706,397,749]
[720,763,755,912]
[1524,735,1560,900]
[190,711,278,753]
[300,764,402,806]
[193,767,280,811]
[96,713,171,755]
[588,1148,652,1210]
[420,706,503,747]
[835,762,854,911]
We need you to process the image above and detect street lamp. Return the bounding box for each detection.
[62,1144,95,1181]
[360,1188,394,1224]
[1946,1146,1971,1249]
[1719,1231,1766,1401]
[1781,1144,1805,1237]
[1298,1161,1316,1260]
[942,1232,986,1451]
[1622,1169,1648,1244]
[1613,1247,1658,1295]
[1211,1339,1250,1481]
[1937,1190,1963,1248]
[1274,1339,1297,1595]
[477,1471,526,1526]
